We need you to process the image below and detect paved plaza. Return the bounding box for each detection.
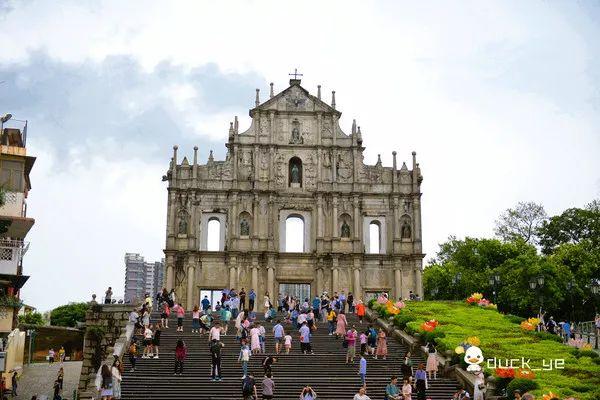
[15,361,81,400]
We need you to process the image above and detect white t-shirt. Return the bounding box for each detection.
[297,313,307,325]
[209,327,221,341]
[144,328,153,339]
[284,335,292,346]
[240,348,251,361]
[353,394,371,400]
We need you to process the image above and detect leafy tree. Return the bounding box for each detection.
[538,200,600,255]
[494,201,547,244]
[18,311,44,325]
[50,302,88,327]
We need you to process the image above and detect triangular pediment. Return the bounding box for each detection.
[250,81,341,117]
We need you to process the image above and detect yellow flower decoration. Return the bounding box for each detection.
[471,292,484,301]
[582,343,592,350]
[542,392,559,400]
[467,336,481,346]
[527,317,540,326]
[455,346,465,354]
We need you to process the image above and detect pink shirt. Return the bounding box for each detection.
[360,333,367,344]
[175,306,185,318]
[192,311,200,319]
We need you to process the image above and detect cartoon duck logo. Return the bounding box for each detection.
[464,346,484,372]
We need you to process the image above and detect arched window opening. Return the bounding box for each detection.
[289,157,303,187]
[207,218,221,251]
[369,222,381,254]
[285,216,304,252]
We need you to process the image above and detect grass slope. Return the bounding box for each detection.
[370,300,600,399]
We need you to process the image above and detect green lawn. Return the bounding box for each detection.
[369,300,600,400]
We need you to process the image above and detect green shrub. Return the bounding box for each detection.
[576,350,600,359]
[506,379,539,398]
[393,313,416,329]
[505,314,525,324]
[527,330,563,343]
[367,298,377,308]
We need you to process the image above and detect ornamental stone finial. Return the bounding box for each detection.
[317,85,321,100]
[270,82,274,98]
[331,90,336,109]
[255,88,260,106]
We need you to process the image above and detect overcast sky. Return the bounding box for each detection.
[1,0,599,312]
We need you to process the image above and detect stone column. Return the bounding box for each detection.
[253,194,259,238]
[229,256,237,289]
[415,261,423,298]
[394,268,402,300]
[267,255,275,301]
[251,256,259,294]
[332,257,339,293]
[353,196,360,240]
[316,263,324,297]
[393,197,400,239]
[165,254,175,290]
[186,264,195,309]
[332,196,338,238]
[353,268,361,300]
[317,195,324,237]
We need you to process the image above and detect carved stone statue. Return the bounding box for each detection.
[401,220,412,239]
[240,218,250,236]
[291,163,301,183]
[290,125,303,144]
[178,217,188,235]
[341,220,351,238]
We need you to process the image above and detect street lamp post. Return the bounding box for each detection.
[529,275,545,316]
[591,279,600,315]
[566,279,575,322]
[489,274,501,304]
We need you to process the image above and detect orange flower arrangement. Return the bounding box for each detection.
[515,368,536,379]
[420,319,439,332]
[494,367,515,378]
[542,392,559,400]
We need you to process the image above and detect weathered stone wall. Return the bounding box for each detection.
[77,303,134,399]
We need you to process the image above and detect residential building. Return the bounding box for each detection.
[0,114,35,332]
[124,253,164,304]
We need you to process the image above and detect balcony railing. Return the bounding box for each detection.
[0,239,29,275]
[0,191,26,218]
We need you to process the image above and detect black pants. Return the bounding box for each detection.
[249,299,255,311]
[129,354,136,369]
[174,359,184,374]
[300,342,312,354]
[211,357,221,379]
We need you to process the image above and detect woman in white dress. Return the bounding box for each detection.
[264,292,271,312]
[473,370,485,400]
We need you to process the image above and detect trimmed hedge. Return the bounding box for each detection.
[368,300,600,399]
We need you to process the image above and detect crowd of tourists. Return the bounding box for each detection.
[536,310,600,348]
[92,288,450,400]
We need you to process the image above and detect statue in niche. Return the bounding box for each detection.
[178,217,188,235]
[401,220,412,239]
[291,163,301,183]
[240,219,250,236]
[290,120,303,144]
[341,220,351,238]
[403,200,411,213]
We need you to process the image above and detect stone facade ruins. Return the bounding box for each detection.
[162,78,424,308]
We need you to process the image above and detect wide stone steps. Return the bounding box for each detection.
[120,312,458,399]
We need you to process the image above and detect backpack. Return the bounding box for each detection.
[242,376,254,394]
[369,329,377,340]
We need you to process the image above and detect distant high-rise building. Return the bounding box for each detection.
[124,253,165,304]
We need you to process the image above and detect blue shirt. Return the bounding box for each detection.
[359,357,367,374]
[563,322,571,335]
[299,325,310,343]
[249,291,256,300]
[273,324,284,338]
[312,298,320,309]
[386,384,400,396]
[201,298,210,310]
[415,369,426,381]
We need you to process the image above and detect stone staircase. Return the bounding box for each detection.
[121,311,458,399]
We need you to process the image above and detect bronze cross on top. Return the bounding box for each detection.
[289,68,303,80]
